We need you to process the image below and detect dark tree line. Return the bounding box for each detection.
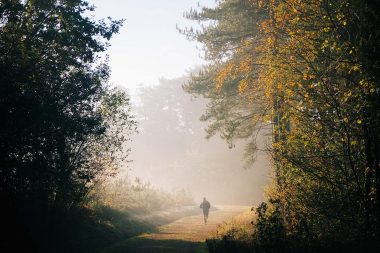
[0,1,135,251]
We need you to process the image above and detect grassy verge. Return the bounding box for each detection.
[44,205,156,253]
[39,205,201,253]
[205,210,255,253]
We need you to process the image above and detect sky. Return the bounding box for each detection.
[90,0,215,95]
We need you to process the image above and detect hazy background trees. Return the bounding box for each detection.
[128,74,270,205]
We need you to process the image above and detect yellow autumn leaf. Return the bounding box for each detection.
[238,79,249,93]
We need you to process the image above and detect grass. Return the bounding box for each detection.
[52,204,204,253]
[102,205,251,253]
[18,205,249,253]
[211,210,255,241]
[205,210,255,253]
[46,205,158,253]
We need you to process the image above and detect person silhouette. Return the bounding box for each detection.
[200,197,211,224]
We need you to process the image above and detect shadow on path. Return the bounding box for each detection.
[102,237,208,253]
[102,206,250,253]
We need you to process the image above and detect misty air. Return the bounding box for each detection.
[1,1,379,253]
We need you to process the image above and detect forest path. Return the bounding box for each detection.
[103,205,250,253]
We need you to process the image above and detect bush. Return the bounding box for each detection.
[206,210,254,253]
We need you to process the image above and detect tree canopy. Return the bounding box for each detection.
[183,0,380,250]
[0,1,136,251]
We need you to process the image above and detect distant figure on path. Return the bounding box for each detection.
[200,197,211,224]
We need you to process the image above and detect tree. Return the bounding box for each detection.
[181,0,271,166]
[0,0,135,251]
[183,0,380,250]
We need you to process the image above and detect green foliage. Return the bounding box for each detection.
[0,1,136,251]
[181,0,269,167]
[252,202,285,252]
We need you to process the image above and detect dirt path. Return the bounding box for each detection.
[103,205,250,253]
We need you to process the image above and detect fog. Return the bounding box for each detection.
[123,74,271,206]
